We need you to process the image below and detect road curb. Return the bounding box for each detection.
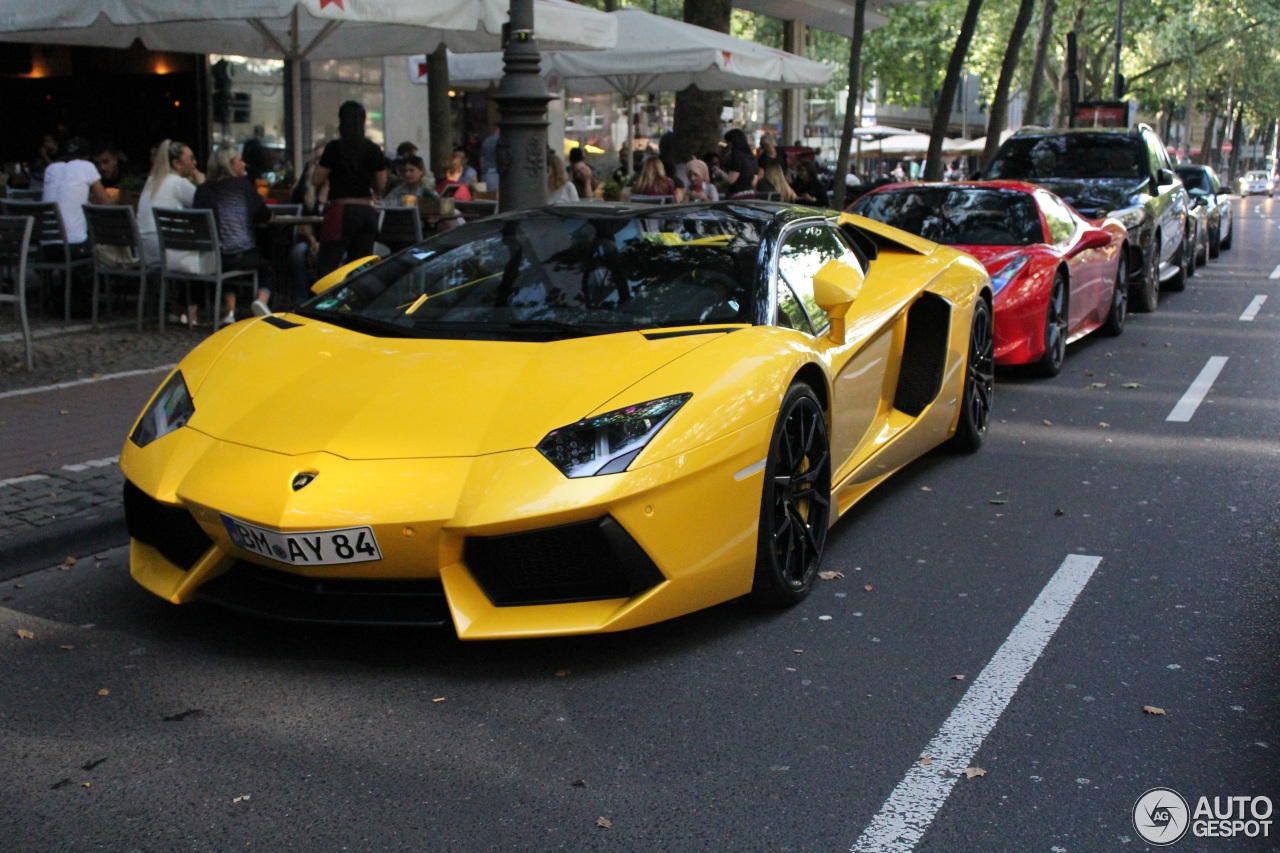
[0,507,128,582]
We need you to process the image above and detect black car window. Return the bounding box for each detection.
[852,186,1042,246]
[1176,169,1211,193]
[300,208,766,339]
[775,225,859,335]
[986,134,1145,181]
[1037,192,1077,245]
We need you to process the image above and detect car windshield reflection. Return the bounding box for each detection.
[297,207,767,340]
[852,187,1042,246]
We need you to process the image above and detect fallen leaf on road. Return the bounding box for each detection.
[1122,382,1142,389]
[919,755,932,765]
[59,409,69,415]
[963,767,986,778]
[232,795,251,803]
[1042,419,1053,426]
[60,644,74,651]
[97,689,109,697]
[1143,705,1167,716]
[989,499,1007,505]
[818,571,844,581]
[863,584,874,592]
[1054,509,1065,516]
[951,674,966,681]
[572,779,586,787]
[555,670,570,677]
[1090,382,1107,389]
[433,697,446,703]
[920,486,932,491]
[596,817,612,829]
[81,782,91,788]
[63,556,77,567]
[792,649,804,654]
[15,629,34,640]
[1098,422,1110,428]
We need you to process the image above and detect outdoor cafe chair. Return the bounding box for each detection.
[0,215,34,369]
[83,203,156,330]
[153,207,257,335]
[0,198,94,323]
[377,205,423,254]
[4,188,43,200]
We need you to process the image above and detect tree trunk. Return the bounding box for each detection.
[831,0,867,211]
[981,0,1036,168]
[673,0,732,165]
[427,45,453,182]
[1228,99,1245,181]
[1025,0,1057,127]
[925,0,984,181]
[1196,107,1218,166]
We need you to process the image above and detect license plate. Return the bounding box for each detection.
[221,514,382,566]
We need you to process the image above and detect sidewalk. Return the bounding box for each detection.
[0,318,200,578]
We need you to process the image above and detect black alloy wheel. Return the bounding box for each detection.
[1037,272,1069,377]
[1102,255,1127,337]
[1184,225,1198,277]
[948,297,994,452]
[751,384,831,606]
[1132,238,1160,313]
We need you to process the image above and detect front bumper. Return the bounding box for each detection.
[121,418,772,638]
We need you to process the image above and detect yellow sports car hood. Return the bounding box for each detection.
[184,317,721,460]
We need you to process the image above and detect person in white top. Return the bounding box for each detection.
[546,154,579,204]
[40,137,108,255]
[137,139,205,268]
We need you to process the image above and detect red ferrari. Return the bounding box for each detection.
[849,181,1128,375]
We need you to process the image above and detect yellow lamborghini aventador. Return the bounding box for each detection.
[122,201,993,638]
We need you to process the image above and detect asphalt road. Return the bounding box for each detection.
[2,199,1277,853]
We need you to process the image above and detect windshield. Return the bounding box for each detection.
[298,207,766,340]
[1176,169,1210,192]
[852,187,1043,246]
[986,135,1144,181]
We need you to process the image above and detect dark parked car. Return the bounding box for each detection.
[982,124,1191,312]
[1176,164,1233,258]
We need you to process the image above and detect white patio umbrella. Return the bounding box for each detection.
[0,0,618,57]
[448,7,833,172]
[0,0,617,172]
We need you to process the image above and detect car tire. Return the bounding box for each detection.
[1102,254,1127,337]
[1209,221,1221,259]
[750,383,831,607]
[1221,219,1233,251]
[1165,236,1187,293]
[947,297,994,453]
[1037,272,1068,377]
[1132,238,1160,313]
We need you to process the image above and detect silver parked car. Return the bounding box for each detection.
[1177,164,1233,258]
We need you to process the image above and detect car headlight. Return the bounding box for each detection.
[538,394,692,478]
[989,254,1031,296]
[1111,205,1146,231]
[130,371,194,448]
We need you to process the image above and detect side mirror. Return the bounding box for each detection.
[1071,228,1112,255]
[310,254,381,295]
[1157,168,1175,186]
[813,258,865,345]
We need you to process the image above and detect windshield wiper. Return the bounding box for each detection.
[296,308,414,338]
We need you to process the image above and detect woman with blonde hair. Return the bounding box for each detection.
[756,162,797,203]
[190,144,272,325]
[632,155,681,202]
[547,154,579,204]
[137,139,204,281]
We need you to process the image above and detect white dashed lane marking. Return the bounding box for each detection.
[850,554,1103,853]
[1166,356,1229,423]
[60,456,119,473]
[1240,295,1267,321]
[1269,264,1280,280]
[0,365,174,401]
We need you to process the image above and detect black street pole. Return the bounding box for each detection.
[495,0,550,212]
[1113,0,1124,100]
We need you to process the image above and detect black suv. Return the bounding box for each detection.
[982,124,1191,312]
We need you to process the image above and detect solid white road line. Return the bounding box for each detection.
[850,554,1102,853]
[0,364,174,401]
[1166,356,1229,423]
[1269,264,1280,280]
[1240,295,1267,321]
[0,474,51,488]
[61,456,119,473]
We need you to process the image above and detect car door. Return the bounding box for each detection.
[1145,128,1188,267]
[773,222,890,478]
[1038,191,1098,330]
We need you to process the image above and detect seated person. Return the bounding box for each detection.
[191,146,273,326]
[436,152,474,201]
[41,136,109,260]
